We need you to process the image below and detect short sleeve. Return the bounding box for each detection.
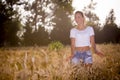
[70,29,75,38]
[89,27,95,36]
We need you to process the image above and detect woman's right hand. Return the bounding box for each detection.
[66,54,74,61]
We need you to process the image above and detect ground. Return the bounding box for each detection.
[0,44,120,80]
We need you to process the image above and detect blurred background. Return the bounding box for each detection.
[0,0,120,47]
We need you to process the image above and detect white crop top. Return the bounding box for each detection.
[70,26,94,47]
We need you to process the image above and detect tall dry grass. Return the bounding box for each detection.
[0,44,120,80]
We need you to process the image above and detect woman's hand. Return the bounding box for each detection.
[95,50,104,57]
[66,54,74,61]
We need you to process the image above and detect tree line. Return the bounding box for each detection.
[0,0,120,47]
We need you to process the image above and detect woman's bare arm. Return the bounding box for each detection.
[71,38,75,55]
[66,38,75,61]
[90,35,104,57]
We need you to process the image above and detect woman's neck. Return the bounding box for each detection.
[77,24,85,30]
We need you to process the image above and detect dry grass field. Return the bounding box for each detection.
[0,44,120,80]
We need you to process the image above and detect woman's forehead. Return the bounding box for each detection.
[75,13,82,17]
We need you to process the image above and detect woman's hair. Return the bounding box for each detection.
[75,11,84,18]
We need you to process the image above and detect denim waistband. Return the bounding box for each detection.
[75,50,90,53]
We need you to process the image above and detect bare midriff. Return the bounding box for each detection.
[75,46,90,52]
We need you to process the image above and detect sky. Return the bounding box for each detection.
[72,0,120,25]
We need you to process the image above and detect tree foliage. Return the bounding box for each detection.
[101,9,120,43]
[50,0,73,44]
[0,0,21,47]
[19,0,54,46]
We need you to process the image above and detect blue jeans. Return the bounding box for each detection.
[71,50,92,64]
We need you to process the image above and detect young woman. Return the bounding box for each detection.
[69,11,103,66]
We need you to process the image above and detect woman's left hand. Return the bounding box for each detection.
[95,50,104,57]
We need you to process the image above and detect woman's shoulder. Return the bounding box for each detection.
[70,27,76,31]
[86,26,94,30]
[86,26,93,28]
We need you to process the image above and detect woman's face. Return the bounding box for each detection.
[75,13,84,25]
